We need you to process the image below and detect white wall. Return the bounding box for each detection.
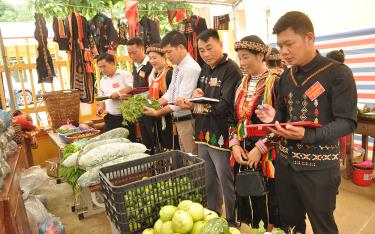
[241,0,375,43]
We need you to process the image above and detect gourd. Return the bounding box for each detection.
[83,128,129,146]
[78,142,147,169]
[77,153,149,187]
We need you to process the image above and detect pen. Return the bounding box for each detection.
[261,100,264,112]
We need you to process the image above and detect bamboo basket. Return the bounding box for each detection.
[43,89,80,130]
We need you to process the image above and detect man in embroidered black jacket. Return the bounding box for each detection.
[249,11,357,234]
[176,29,242,223]
[126,38,153,146]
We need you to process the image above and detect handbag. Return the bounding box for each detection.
[235,165,266,197]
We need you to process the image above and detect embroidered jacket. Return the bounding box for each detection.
[275,53,357,171]
[149,67,173,100]
[132,61,153,94]
[228,71,279,178]
[194,55,242,151]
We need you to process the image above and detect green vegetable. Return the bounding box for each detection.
[58,165,85,192]
[62,144,81,159]
[57,128,79,134]
[120,94,160,126]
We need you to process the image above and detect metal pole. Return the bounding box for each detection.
[265,6,271,44]
[0,26,17,110]
[232,4,237,42]
[232,0,243,42]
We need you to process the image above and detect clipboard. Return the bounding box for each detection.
[245,121,322,137]
[95,96,110,101]
[168,97,219,105]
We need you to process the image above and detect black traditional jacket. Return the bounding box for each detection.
[194,55,242,151]
[275,53,357,171]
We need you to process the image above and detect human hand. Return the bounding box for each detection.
[143,106,158,117]
[254,104,276,123]
[192,88,204,98]
[246,147,262,168]
[174,97,194,109]
[232,145,248,165]
[268,121,305,140]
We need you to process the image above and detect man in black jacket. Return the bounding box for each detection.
[253,11,357,234]
[176,29,242,223]
[126,38,154,149]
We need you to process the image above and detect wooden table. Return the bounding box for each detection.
[0,146,31,234]
[345,119,375,179]
[356,119,375,162]
[46,131,66,160]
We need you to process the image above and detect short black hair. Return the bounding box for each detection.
[197,29,220,42]
[273,11,314,36]
[267,60,282,68]
[161,30,187,49]
[266,48,282,67]
[127,37,144,47]
[97,53,115,63]
[326,49,345,63]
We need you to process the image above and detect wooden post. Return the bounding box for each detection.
[0,26,17,110]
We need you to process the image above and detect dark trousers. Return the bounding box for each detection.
[139,115,176,154]
[198,144,235,221]
[275,159,340,234]
[104,113,123,132]
[139,115,156,154]
[104,113,136,142]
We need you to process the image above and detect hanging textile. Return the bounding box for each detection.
[179,15,208,67]
[34,13,56,83]
[52,16,70,51]
[136,16,161,48]
[175,9,186,23]
[125,0,138,38]
[167,8,186,25]
[213,14,230,30]
[89,13,119,54]
[118,20,128,45]
[68,12,95,104]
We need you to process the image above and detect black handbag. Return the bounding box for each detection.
[235,165,266,197]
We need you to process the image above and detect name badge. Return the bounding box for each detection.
[305,81,325,101]
[209,77,218,87]
[112,82,120,88]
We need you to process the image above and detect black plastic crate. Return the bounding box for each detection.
[99,151,206,234]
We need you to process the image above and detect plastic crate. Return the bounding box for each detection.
[99,151,206,234]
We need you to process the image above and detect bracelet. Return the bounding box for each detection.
[229,138,240,148]
[255,139,269,154]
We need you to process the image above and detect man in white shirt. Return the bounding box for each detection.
[143,30,201,155]
[97,53,133,132]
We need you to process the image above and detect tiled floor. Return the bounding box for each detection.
[41,169,375,234]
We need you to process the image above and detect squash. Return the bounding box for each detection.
[77,153,149,187]
[83,128,129,146]
[79,142,147,169]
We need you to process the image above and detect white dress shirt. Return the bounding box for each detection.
[99,70,133,115]
[162,54,201,117]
